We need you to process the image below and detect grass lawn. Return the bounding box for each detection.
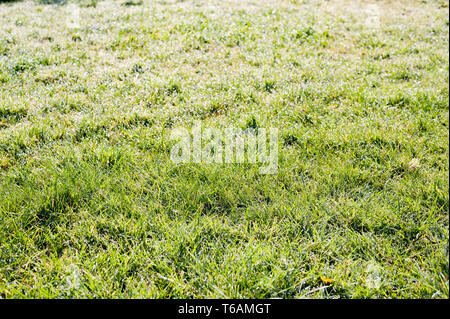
[0,0,448,298]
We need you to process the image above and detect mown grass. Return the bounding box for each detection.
[0,0,448,298]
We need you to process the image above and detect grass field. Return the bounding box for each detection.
[0,0,448,298]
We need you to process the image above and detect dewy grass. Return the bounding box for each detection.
[0,0,448,298]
